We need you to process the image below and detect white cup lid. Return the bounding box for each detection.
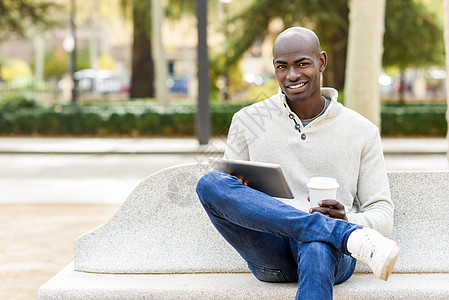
[307,177,339,189]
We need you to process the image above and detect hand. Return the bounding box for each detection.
[227,172,248,186]
[308,197,348,221]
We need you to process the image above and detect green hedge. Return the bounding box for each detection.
[0,97,248,137]
[381,103,447,136]
[0,96,446,137]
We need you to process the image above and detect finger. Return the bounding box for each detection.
[237,177,248,186]
[320,199,341,208]
[327,208,347,220]
[311,207,344,219]
[310,207,331,215]
[310,207,331,218]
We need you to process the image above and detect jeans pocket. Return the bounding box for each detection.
[247,262,287,283]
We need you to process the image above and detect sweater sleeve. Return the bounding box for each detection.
[223,113,250,161]
[346,129,394,236]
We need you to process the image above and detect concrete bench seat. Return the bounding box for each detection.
[37,264,449,299]
[38,163,449,299]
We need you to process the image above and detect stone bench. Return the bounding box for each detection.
[38,163,449,299]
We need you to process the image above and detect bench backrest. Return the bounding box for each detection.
[74,163,449,274]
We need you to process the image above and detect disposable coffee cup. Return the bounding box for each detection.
[307,177,339,208]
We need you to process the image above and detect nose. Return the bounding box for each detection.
[286,67,301,81]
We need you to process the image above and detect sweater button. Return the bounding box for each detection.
[301,133,306,140]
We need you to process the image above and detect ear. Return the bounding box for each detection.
[319,51,327,73]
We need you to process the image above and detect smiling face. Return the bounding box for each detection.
[273,28,327,103]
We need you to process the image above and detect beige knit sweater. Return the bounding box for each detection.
[224,88,394,236]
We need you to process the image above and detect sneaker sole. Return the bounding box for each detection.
[380,243,401,281]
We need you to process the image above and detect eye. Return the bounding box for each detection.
[298,62,310,67]
[276,65,287,70]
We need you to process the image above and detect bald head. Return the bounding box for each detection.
[272,26,327,104]
[273,27,321,58]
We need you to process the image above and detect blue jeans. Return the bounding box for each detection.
[196,170,358,300]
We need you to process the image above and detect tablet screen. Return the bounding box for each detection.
[208,158,294,199]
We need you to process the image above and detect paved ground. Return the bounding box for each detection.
[0,137,447,205]
[0,204,119,300]
[0,153,200,204]
[1,137,448,299]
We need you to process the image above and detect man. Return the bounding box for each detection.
[196,27,400,300]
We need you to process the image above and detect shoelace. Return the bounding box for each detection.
[356,231,375,261]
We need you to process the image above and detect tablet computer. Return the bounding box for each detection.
[208,157,294,199]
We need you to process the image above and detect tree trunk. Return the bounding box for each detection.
[398,71,406,104]
[323,36,347,91]
[130,7,155,99]
[152,0,170,108]
[443,0,449,161]
[344,0,386,128]
[319,1,350,91]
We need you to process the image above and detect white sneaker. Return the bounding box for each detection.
[347,227,401,281]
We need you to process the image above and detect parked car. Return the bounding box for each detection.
[166,75,189,94]
[74,69,129,94]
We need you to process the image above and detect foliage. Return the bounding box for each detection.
[383,0,444,71]
[381,103,447,136]
[214,0,443,91]
[43,49,67,79]
[0,0,62,40]
[0,58,31,80]
[0,93,40,111]
[44,48,92,79]
[0,95,446,137]
[164,0,195,19]
[164,0,219,20]
[214,0,350,90]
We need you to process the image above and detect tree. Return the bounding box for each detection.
[44,48,90,79]
[383,0,444,102]
[344,0,386,127]
[120,0,201,100]
[165,0,196,19]
[121,0,155,99]
[442,0,449,162]
[296,0,349,93]
[218,0,350,91]
[0,0,60,40]
[216,0,443,94]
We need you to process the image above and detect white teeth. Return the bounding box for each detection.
[290,82,305,89]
